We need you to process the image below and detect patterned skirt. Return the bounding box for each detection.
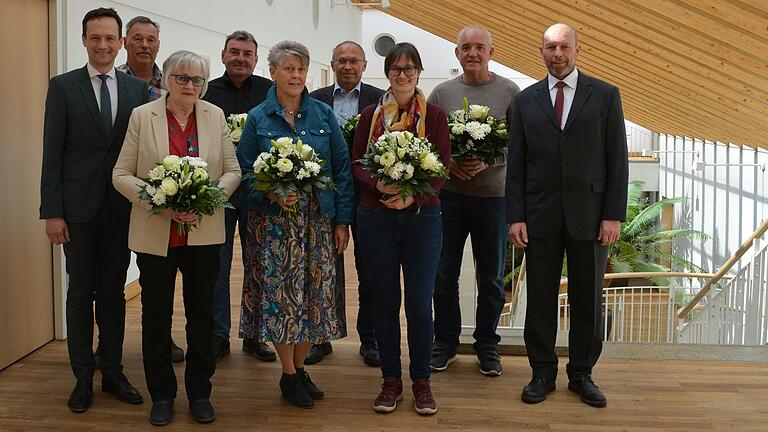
[239,194,346,344]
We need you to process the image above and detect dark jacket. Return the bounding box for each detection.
[505,72,629,240]
[309,82,385,118]
[40,65,149,222]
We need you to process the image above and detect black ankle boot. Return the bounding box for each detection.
[296,367,324,400]
[279,372,314,409]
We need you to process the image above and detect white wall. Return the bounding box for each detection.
[361,10,536,95]
[53,0,362,337]
[657,135,768,274]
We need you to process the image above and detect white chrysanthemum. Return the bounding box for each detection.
[276,158,294,173]
[148,165,166,181]
[451,123,466,135]
[186,157,208,168]
[160,177,178,196]
[466,121,491,141]
[151,190,167,205]
[145,185,157,196]
[403,163,414,180]
[253,153,269,173]
[420,152,441,172]
[304,161,321,176]
[296,168,310,180]
[386,165,402,180]
[468,104,490,120]
[162,155,182,172]
[379,151,396,168]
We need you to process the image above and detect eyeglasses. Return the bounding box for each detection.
[334,57,364,66]
[387,66,418,77]
[172,74,206,87]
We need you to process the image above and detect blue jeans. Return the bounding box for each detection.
[433,190,507,353]
[213,185,246,339]
[356,205,442,380]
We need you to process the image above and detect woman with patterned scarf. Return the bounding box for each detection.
[351,42,451,416]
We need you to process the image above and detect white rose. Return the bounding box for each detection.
[148,165,166,181]
[274,137,293,146]
[230,129,242,142]
[276,158,294,173]
[193,167,208,181]
[162,155,182,172]
[151,190,167,206]
[468,104,490,120]
[160,177,179,196]
[451,123,466,135]
[420,152,441,172]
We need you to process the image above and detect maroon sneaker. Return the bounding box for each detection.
[412,378,437,415]
[373,377,403,413]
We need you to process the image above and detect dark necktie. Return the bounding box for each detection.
[554,81,566,128]
[98,74,112,135]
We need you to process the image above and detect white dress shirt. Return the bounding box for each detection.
[547,68,578,129]
[87,63,118,125]
[332,81,362,126]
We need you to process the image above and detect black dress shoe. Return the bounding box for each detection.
[304,342,332,365]
[359,341,380,367]
[189,399,216,423]
[68,379,93,413]
[102,373,144,404]
[213,335,230,363]
[568,374,607,407]
[521,377,556,404]
[171,339,185,363]
[279,373,314,409]
[149,399,174,426]
[296,367,324,400]
[242,338,277,362]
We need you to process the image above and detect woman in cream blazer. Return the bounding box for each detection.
[112,50,240,426]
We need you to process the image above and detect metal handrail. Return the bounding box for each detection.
[676,217,768,319]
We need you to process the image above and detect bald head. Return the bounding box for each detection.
[540,23,580,79]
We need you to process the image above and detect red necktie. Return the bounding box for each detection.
[554,81,566,128]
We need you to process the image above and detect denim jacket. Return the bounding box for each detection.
[237,86,354,225]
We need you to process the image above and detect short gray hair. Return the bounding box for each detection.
[162,50,210,97]
[267,40,310,68]
[125,16,159,35]
[456,25,493,47]
[224,30,257,50]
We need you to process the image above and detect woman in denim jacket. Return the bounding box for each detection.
[237,41,353,409]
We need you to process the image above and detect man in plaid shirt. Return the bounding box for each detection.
[117,16,164,101]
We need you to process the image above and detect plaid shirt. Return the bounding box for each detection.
[117,63,164,101]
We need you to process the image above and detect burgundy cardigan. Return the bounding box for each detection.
[351,102,451,209]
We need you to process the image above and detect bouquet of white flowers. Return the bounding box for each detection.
[247,137,335,212]
[341,114,360,148]
[138,155,233,235]
[357,130,448,199]
[448,97,508,165]
[226,113,248,145]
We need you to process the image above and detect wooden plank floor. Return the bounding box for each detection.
[2,239,768,431]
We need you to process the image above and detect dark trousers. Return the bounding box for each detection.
[63,199,130,381]
[213,185,245,338]
[137,244,219,402]
[433,190,507,352]
[524,221,608,380]
[351,205,375,344]
[356,205,442,380]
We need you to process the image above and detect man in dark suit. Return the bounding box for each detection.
[40,7,149,413]
[307,41,385,366]
[506,23,628,408]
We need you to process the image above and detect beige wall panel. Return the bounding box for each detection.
[0,0,54,370]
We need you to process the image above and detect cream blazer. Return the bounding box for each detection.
[113,97,241,257]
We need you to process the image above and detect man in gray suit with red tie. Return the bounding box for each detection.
[40,7,148,413]
[506,23,628,408]
[307,41,385,366]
